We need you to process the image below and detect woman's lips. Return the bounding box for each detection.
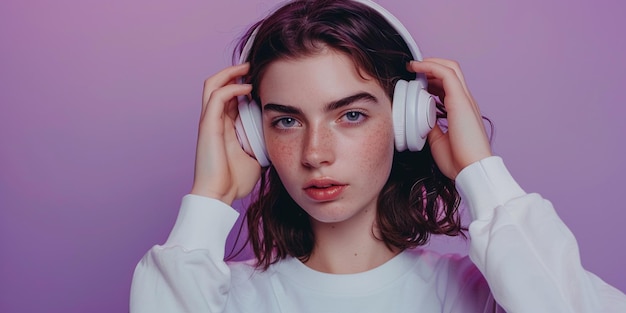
[303,179,347,202]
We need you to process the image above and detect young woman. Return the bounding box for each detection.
[130,0,626,312]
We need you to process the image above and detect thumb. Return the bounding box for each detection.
[427,124,456,180]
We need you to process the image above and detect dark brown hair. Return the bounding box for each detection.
[232,0,463,270]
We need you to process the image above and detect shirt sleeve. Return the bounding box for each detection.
[129,194,240,313]
[455,156,626,312]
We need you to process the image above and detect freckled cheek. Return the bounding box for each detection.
[358,122,395,175]
[266,135,297,169]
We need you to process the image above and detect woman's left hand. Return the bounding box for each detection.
[408,58,492,180]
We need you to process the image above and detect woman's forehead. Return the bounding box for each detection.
[258,50,384,106]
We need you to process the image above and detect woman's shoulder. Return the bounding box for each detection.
[227,258,259,278]
[404,247,470,264]
[403,248,483,282]
[404,248,491,302]
[227,258,284,288]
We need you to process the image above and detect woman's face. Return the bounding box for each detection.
[259,49,395,224]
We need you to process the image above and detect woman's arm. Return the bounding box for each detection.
[130,64,261,312]
[409,58,626,311]
[130,196,239,313]
[457,156,626,312]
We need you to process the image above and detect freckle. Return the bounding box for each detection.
[354,253,358,256]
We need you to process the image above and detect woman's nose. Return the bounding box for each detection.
[301,125,335,168]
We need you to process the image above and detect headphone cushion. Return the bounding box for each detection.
[405,80,421,151]
[392,80,408,151]
[236,99,270,167]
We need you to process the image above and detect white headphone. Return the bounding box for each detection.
[235,0,437,167]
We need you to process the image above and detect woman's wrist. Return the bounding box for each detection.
[455,156,526,221]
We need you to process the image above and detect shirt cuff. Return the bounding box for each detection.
[164,194,240,252]
[455,156,526,221]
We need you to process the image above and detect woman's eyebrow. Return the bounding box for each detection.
[263,103,303,115]
[263,92,378,114]
[325,92,378,112]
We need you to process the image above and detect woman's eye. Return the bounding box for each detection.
[273,117,301,129]
[343,111,366,123]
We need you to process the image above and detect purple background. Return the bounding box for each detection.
[1,0,625,312]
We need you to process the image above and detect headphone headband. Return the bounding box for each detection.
[352,0,423,61]
[238,0,424,65]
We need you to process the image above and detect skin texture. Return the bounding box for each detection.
[192,51,491,273]
[258,50,398,272]
[259,49,394,225]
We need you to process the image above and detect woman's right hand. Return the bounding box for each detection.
[190,63,261,205]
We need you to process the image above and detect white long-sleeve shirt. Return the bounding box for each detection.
[130,157,626,312]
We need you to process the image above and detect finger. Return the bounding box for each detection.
[426,124,455,179]
[408,60,470,114]
[411,62,481,128]
[410,59,474,101]
[201,63,250,112]
[426,76,445,100]
[202,83,252,136]
[420,58,480,114]
[427,123,447,150]
[421,58,469,94]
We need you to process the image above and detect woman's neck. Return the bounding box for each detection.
[304,206,400,274]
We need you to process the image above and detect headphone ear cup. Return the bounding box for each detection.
[392,80,408,151]
[235,98,270,167]
[404,80,437,151]
[393,80,437,152]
